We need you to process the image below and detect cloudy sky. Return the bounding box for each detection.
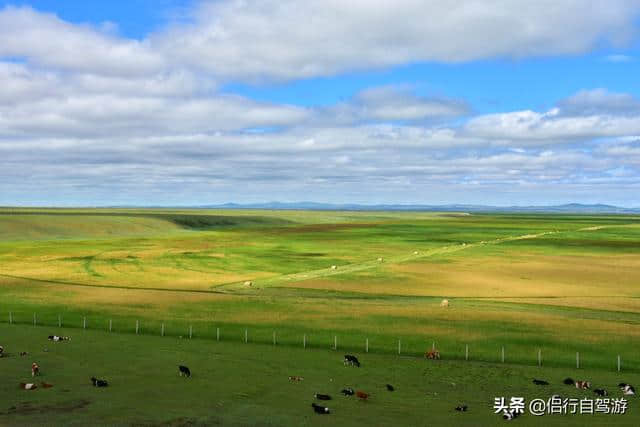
[1,0,640,207]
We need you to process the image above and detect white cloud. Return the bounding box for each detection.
[154,0,640,81]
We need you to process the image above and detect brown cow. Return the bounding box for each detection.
[31,362,40,377]
[425,350,440,360]
[356,391,369,400]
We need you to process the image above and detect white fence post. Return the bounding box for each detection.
[432,341,435,351]
[33,312,36,326]
[303,334,306,349]
[465,344,469,361]
[334,335,337,350]
[189,325,193,339]
[273,331,276,345]
[576,352,580,369]
[9,311,12,324]
[398,339,401,355]
[245,329,248,343]
[618,355,621,372]
[538,349,541,366]
[161,323,165,337]
[136,320,139,335]
[366,338,369,353]
[501,346,505,363]
[83,316,86,330]
[216,327,220,341]
[109,319,112,332]
[58,314,61,328]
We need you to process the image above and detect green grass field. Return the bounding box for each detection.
[1,324,639,426]
[1,208,640,425]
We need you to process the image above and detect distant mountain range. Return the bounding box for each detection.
[195,202,640,214]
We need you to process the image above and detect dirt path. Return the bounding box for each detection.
[214,225,617,292]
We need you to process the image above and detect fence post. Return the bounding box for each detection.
[334,335,337,350]
[398,339,401,355]
[245,329,248,343]
[161,323,165,337]
[432,341,435,351]
[618,355,621,372]
[33,312,36,326]
[538,349,541,366]
[576,352,580,369]
[303,334,306,349]
[189,325,193,339]
[501,346,505,363]
[9,311,12,324]
[109,319,112,332]
[216,327,220,341]
[465,344,469,361]
[366,338,369,353]
[83,317,86,330]
[136,320,139,335]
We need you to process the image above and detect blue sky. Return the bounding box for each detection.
[1,1,640,206]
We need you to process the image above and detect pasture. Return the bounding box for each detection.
[1,324,639,426]
[1,208,640,424]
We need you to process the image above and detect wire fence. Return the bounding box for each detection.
[1,310,633,373]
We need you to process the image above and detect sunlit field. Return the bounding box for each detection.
[1,209,640,424]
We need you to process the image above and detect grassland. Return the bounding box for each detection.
[1,324,639,426]
[0,208,639,424]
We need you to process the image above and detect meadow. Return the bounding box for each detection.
[1,208,640,424]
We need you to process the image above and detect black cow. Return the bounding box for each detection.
[343,354,360,367]
[341,388,354,396]
[533,379,549,385]
[386,384,395,391]
[455,405,468,412]
[91,377,108,387]
[315,393,331,400]
[594,389,608,397]
[563,378,574,385]
[311,403,330,414]
[179,365,191,377]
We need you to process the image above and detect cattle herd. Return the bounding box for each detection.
[1,338,637,422]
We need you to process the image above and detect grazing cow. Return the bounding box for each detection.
[532,379,549,385]
[0,345,4,357]
[288,375,304,382]
[311,403,330,414]
[455,405,468,412]
[563,378,574,385]
[48,335,70,342]
[315,393,331,400]
[19,383,37,390]
[40,382,54,388]
[331,265,337,270]
[341,388,354,396]
[31,362,40,377]
[575,380,591,390]
[425,350,440,360]
[178,365,191,378]
[502,409,520,421]
[19,351,28,357]
[355,391,369,400]
[593,389,608,397]
[440,299,449,308]
[619,383,636,395]
[91,377,109,387]
[386,384,395,391]
[344,354,361,367]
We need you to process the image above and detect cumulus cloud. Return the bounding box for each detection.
[154,0,640,81]
[1,3,640,205]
